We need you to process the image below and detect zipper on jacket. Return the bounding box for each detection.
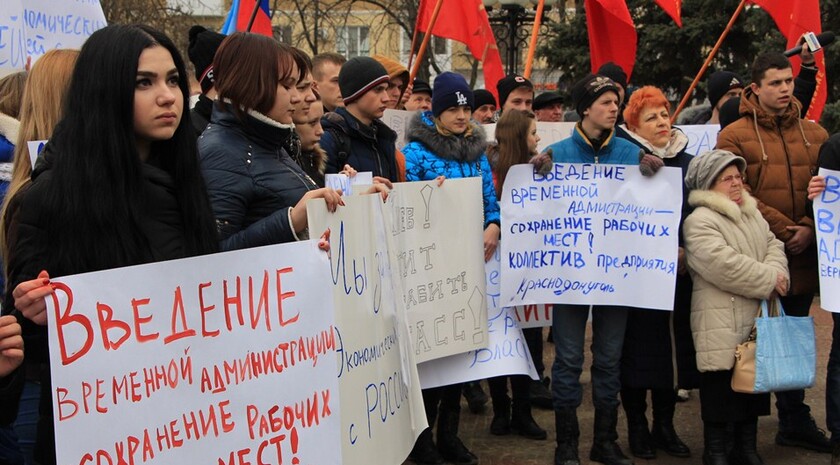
[778,123,797,220]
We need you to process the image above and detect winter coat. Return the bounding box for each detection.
[684,189,788,372]
[191,93,213,136]
[617,127,698,388]
[320,107,399,181]
[199,103,318,252]
[293,143,328,188]
[716,88,827,295]
[0,113,18,295]
[402,111,500,228]
[547,123,640,165]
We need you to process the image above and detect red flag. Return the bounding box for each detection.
[750,0,826,121]
[654,0,682,27]
[585,0,637,80]
[221,0,273,37]
[416,0,505,103]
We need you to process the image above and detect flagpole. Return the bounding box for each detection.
[671,0,748,123]
[523,0,546,79]
[246,0,263,32]
[407,2,424,71]
[403,0,445,103]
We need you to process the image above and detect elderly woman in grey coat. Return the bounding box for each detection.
[683,150,789,465]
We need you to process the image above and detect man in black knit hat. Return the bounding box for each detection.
[320,56,399,181]
[187,25,225,135]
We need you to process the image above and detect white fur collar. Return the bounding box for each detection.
[220,98,295,129]
[623,127,688,159]
[0,112,19,144]
[688,189,757,222]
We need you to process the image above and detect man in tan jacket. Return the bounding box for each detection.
[716,51,830,454]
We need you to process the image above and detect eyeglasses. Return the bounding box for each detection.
[717,173,743,184]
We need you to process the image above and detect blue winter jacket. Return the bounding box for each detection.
[198,103,318,251]
[548,123,641,165]
[402,111,500,227]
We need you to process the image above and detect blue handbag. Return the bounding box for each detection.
[732,299,816,393]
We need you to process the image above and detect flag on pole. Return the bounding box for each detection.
[749,0,826,121]
[654,0,682,27]
[416,0,505,102]
[221,0,273,37]
[585,0,637,80]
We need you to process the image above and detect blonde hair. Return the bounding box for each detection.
[0,49,79,260]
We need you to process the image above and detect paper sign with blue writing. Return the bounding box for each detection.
[500,164,682,310]
[27,139,46,168]
[815,167,840,313]
[325,171,374,196]
[383,109,416,151]
[0,0,106,73]
[384,178,489,362]
[307,194,427,465]
[417,246,537,389]
[679,124,720,155]
[46,241,340,465]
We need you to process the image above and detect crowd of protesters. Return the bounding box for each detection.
[0,23,836,465]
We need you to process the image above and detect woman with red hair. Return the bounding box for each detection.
[616,85,696,461]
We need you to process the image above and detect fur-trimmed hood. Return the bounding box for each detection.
[406,111,487,163]
[687,188,757,222]
[0,112,19,145]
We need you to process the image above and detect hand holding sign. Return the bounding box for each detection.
[11,270,52,326]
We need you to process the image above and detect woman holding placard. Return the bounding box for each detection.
[2,25,220,464]
[683,149,788,465]
[615,85,695,460]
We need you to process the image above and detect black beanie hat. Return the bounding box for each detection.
[432,72,474,117]
[533,91,564,110]
[707,71,744,109]
[572,74,620,118]
[412,79,433,97]
[339,57,390,105]
[496,74,533,108]
[597,62,627,89]
[473,89,496,110]
[718,96,742,130]
[188,25,226,94]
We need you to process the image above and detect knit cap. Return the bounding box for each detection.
[339,57,390,105]
[432,72,473,117]
[571,74,619,118]
[684,149,747,191]
[496,74,533,108]
[597,62,628,89]
[707,71,744,109]
[473,89,496,110]
[188,25,226,93]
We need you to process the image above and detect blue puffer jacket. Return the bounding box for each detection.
[402,111,500,227]
[320,107,399,181]
[548,123,641,165]
[198,103,318,251]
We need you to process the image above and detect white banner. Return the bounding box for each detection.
[385,178,489,362]
[47,241,341,465]
[500,164,682,310]
[308,194,426,465]
[0,0,106,74]
[815,167,840,313]
[417,247,537,388]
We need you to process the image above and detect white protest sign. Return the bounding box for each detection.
[383,109,416,151]
[815,167,840,313]
[325,171,373,196]
[512,304,553,328]
[417,246,537,388]
[0,0,106,73]
[385,178,489,362]
[500,164,682,310]
[679,124,720,155]
[483,121,576,153]
[307,194,426,465]
[46,241,341,465]
[27,139,46,168]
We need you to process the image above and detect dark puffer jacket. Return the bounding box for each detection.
[198,103,318,251]
[320,107,398,181]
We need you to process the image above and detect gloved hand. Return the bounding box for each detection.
[639,150,664,177]
[530,147,553,175]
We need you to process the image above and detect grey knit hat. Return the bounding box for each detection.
[684,149,747,191]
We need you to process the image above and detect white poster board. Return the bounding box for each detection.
[500,164,682,310]
[815,167,840,313]
[46,241,341,465]
[482,121,576,153]
[679,124,720,155]
[324,171,373,196]
[382,109,416,151]
[308,194,427,465]
[417,247,537,389]
[0,0,106,74]
[385,178,489,362]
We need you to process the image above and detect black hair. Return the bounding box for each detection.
[43,24,217,273]
[751,52,792,85]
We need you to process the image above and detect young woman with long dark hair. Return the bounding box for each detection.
[3,24,219,464]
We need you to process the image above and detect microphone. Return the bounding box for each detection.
[784,31,834,57]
